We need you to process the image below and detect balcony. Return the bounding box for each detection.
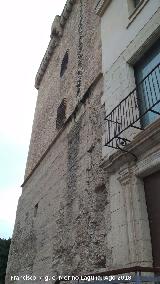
[104,63,160,152]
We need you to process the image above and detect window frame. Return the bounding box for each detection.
[127,0,149,26]
[134,39,160,128]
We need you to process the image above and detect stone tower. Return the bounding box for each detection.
[6,0,111,283]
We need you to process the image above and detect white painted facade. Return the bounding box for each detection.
[101,0,160,74]
[96,0,160,269]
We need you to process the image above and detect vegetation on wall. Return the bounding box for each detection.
[0,238,11,284]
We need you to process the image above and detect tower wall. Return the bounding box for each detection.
[6,1,111,283]
[25,0,101,178]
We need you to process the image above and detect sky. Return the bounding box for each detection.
[0,0,66,239]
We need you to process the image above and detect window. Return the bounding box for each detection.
[127,0,148,21]
[104,40,160,150]
[133,0,141,7]
[34,203,38,217]
[56,98,67,130]
[60,50,69,77]
[134,40,160,128]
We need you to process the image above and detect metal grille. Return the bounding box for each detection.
[56,98,67,130]
[60,51,69,77]
[105,62,160,150]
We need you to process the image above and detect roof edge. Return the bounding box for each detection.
[35,0,76,90]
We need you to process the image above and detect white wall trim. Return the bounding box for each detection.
[134,149,160,178]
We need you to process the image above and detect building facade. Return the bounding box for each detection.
[96,0,160,269]
[6,0,160,283]
[6,1,109,283]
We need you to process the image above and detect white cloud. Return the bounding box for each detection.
[0,186,21,238]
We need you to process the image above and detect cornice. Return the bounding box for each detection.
[35,0,76,90]
[95,0,112,16]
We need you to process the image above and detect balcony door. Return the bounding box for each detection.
[135,40,160,128]
[143,170,160,267]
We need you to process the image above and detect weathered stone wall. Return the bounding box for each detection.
[6,77,112,283]
[25,0,101,178]
[6,1,112,282]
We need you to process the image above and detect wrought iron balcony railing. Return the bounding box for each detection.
[104,62,160,152]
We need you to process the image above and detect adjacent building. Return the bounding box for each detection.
[96,0,160,268]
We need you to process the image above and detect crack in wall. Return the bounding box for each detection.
[76,0,83,96]
[67,118,82,202]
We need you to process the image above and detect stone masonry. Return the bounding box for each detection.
[6,1,112,283]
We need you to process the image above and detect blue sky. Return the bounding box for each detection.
[0,0,66,239]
